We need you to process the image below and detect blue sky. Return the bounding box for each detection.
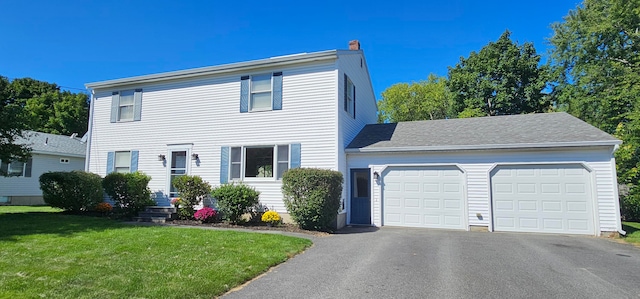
[1,0,581,98]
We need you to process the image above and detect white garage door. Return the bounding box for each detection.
[491,164,594,235]
[383,166,465,229]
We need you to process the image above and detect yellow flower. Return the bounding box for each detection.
[261,210,281,224]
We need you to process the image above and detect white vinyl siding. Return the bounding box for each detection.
[0,153,84,197]
[88,61,339,211]
[347,146,620,235]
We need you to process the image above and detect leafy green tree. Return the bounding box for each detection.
[549,0,640,134]
[549,0,640,219]
[377,74,454,123]
[447,30,550,117]
[0,76,30,173]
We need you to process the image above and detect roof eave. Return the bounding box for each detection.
[345,140,622,153]
[31,150,86,158]
[85,50,339,90]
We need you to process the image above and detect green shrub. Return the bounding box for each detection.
[282,168,343,231]
[621,185,640,221]
[172,175,212,219]
[211,183,260,224]
[39,171,103,212]
[102,172,155,216]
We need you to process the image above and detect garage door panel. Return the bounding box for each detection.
[383,166,465,229]
[491,165,594,235]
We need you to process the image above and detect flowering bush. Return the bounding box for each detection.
[171,198,193,220]
[95,202,113,213]
[194,207,217,223]
[261,210,281,225]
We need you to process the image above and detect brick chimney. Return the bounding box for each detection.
[349,40,360,50]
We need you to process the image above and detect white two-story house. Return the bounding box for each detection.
[86,41,623,235]
[85,41,377,228]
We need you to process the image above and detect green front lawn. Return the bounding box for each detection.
[0,206,311,298]
[622,222,640,244]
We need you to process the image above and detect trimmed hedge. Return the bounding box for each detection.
[39,171,103,212]
[282,168,343,231]
[211,183,260,224]
[102,172,155,216]
[172,175,212,219]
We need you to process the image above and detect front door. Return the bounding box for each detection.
[350,168,371,225]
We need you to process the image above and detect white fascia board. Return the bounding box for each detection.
[86,50,339,90]
[345,140,622,153]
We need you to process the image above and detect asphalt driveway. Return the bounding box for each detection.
[223,227,640,299]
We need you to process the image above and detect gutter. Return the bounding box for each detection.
[31,151,86,158]
[85,50,339,90]
[84,90,95,172]
[345,140,623,153]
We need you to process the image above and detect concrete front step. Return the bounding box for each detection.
[138,212,173,219]
[144,206,176,213]
[132,216,167,223]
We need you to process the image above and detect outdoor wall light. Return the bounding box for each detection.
[191,153,199,160]
[373,171,380,180]
[158,154,166,161]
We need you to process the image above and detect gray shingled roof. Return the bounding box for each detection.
[16,131,86,157]
[346,112,620,152]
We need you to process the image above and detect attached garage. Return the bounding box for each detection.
[491,164,595,235]
[346,112,624,236]
[383,166,465,229]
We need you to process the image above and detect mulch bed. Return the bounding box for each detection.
[167,219,330,236]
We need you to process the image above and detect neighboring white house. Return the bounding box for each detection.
[85,41,623,235]
[0,131,86,205]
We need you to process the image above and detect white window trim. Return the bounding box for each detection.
[249,74,273,112]
[230,145,289,182]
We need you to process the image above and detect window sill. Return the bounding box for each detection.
[248,108,274,113]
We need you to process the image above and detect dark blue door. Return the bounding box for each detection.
[350,168,371,225]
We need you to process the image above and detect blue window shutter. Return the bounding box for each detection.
[133,89,143,121]
[106,152,115,174]
[110,92,119,123]
[272,72,283,110]
[24,158,33,177]
[130,150,139,172]
[290,143,301,169]
[240,76,249,113]
[220,147,229,183]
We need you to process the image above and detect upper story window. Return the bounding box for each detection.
[111,89,143,123]
[240,72,283,113]
[0,159,33,177]
[344,74,356,118]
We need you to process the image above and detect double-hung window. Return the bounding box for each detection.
[118,90,135,121]
[240,72,283,112]
[344,74,355,118]
[111,89,142,123]
[0,159,32,177]
[229,145,290,180]
[114,151,132,173]
[250,74,272,111]
[106,150,139,174]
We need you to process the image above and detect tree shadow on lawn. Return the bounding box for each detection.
[623,223,638,236]
[0,212,129,242]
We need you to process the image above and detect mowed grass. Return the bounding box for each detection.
[622,222,640,244]
[0,206,312,299]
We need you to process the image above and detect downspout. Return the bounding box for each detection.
[612,144,626,236]
[84,89,95,172]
